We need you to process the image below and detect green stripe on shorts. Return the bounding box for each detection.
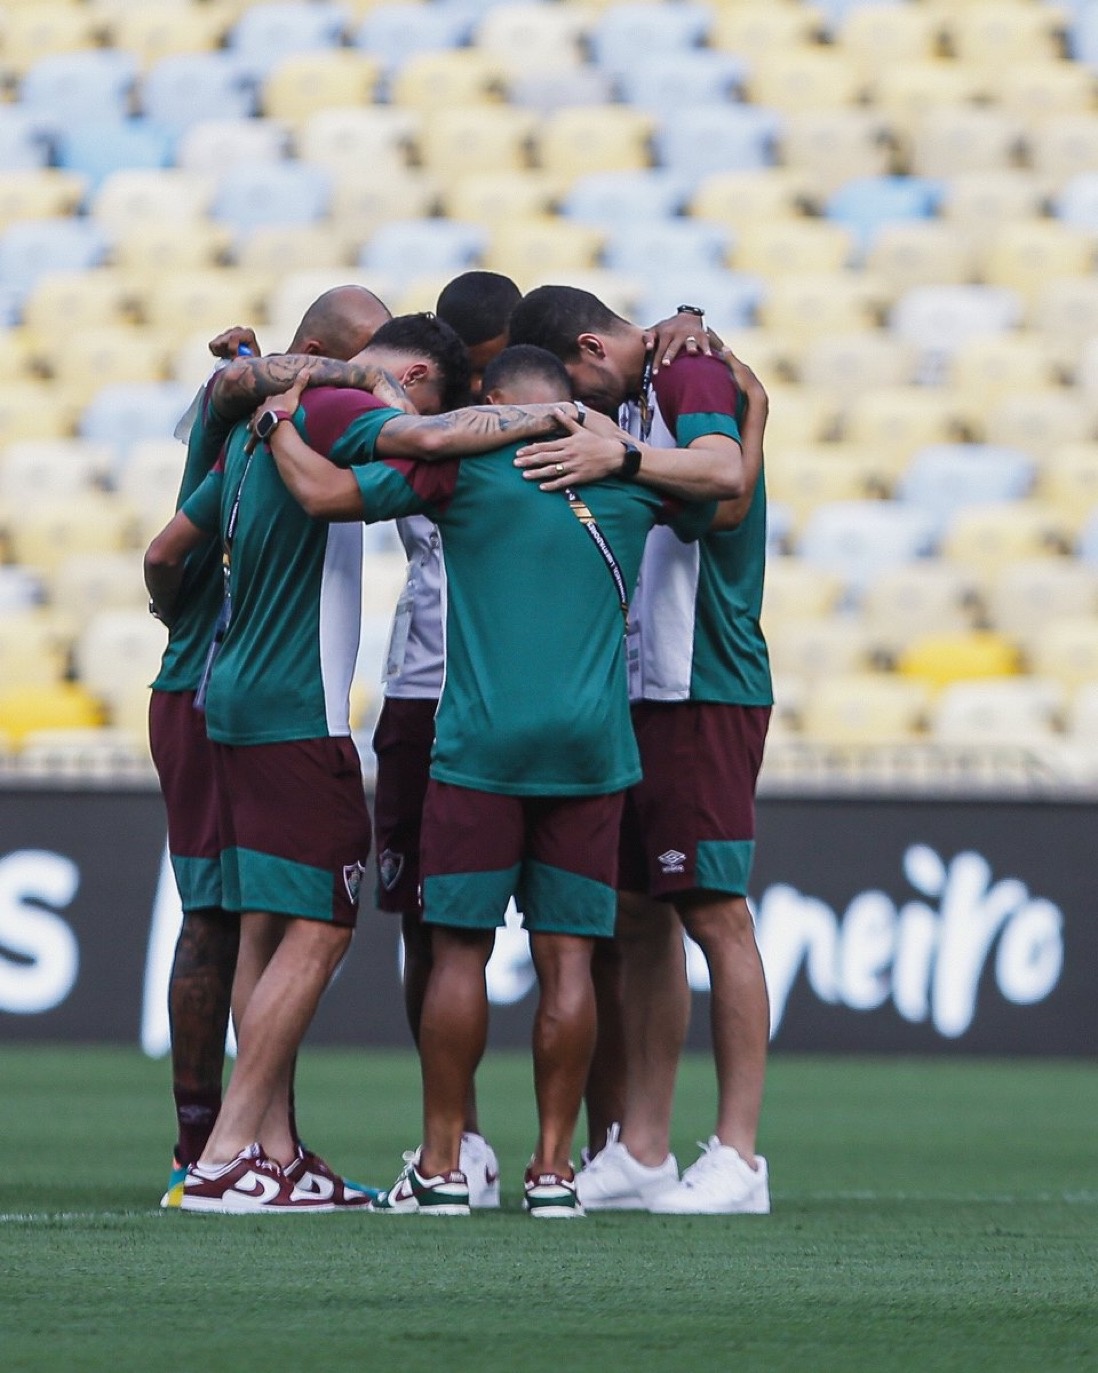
[423,865,522,930]
[518,861,616,938]
[224,846,336,922]
[170,855,223,914]
[696,839,755,897]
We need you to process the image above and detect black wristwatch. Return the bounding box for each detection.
[254,408,292,442]
[619,441,642,479]
[676,304,705,317]
[573,400,587,426]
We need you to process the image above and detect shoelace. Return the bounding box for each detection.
[582,1123,623,1175]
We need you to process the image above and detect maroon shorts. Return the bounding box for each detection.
[420,779,623,937]
[149,689,223,913]
[618,701,771,900]
[371,696,438,915]
[211,736,372,927]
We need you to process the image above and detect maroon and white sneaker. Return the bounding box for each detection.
[282,1147,378,1208]
[179,1143,337,1214]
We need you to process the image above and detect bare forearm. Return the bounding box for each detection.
[269,423,362,520]
[212,356,401,423]
[377,402,576,459]
[633,439,745,502]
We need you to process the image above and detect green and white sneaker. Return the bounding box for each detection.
[523,1165,585,1220]
[160,1152,187,1209]
[369,1149,470,1217]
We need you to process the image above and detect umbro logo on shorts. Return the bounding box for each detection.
[343,861,366,903]
[378,848,405,892]
[658,848,687,874]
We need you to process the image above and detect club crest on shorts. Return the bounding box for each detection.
[378,848,405,892]
[658,848,687,874]
[343,861,367,904]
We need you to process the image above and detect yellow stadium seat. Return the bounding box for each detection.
[1031,617,1098,689]
[868,59,989,121]
[444,170,560,226]
[74,608,168,713]
[715,328,801,390]
[1032,277,1098,372]
[0,438,111,505]
[10,493,140,574]
[112,221,233,276]
[235,224,352,275]
[0,328,38,379]
[987,557,1098,650]
[1036,443,1098,526]
[801,673,931,744]
[92,170,214,232]
[0,170,85,228]
[475,3,593,66]
[49,550,147,620]
[931,677,1065,744]
[865,222,973,295]
[942,503,1073,574]
[757,273,885,338]
[766,616,874,682]
[535,105,654,179]
[0,612,71,688]
[733,220,854,275]
[800,332,917,400]
[745,47,865,112]
[984,61,1095,119]
[943,2,1066,66]
[329,171,441,238]
[842,386,964,456]
[106,3,233,66]
[778,110,900,199]
[899,629,1021,688]
[838,5,942,77]
[114,438,184,528]
[860,562,982,658]
[390,50,507,109]
[759,384,843,447]
[419,107,538,186]
[908,107,1027,177]
[981,391,1091,456]
[766,445,890,529]
[49,326,173,407]
[761,557,844,625]
[143,270,272,335]
[0,382,78,444]
[946,335,1063,408]
[710,4,824,60]
[689,168,815,229]
[1027,114,1098,183]
[0,683,104,744]
[262,51,381,122]
[484,216,604,289]
[982,221,1095,303]
[297,107,420,174]
[22,269,136,342]
[0,5,101,73]
[939,169,1047,238]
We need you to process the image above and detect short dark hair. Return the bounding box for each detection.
[368,312,471,412]
[508,285,629,362]
[436,271,522,348]
[481,345,572,400]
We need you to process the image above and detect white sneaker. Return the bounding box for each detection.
[459,1131,501,1209]
[647,1137,770,1215]
[575,1123,679,1211]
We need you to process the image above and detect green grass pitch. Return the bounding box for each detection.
[0,1047,1094,1372]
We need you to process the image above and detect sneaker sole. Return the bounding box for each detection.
[370,1203,471,1217]
[648,1195,770,1216]
[179,1196,337,1215]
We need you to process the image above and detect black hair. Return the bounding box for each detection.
[481,344,572,400]
[436,271,522,348]
[368,312,471,413]
[507,285,628,362]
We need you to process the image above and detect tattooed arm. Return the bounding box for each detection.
[211,355,411,424]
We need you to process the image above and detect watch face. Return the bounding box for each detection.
[256,411,275,439]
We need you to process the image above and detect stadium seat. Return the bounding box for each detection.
[602,221,729,277]
[1068,679,1098,740]
[867,58,990,119]
[1036,443,1098,527]
[0,381,78,444]
[985,60,1095,119]
[889,285,1024,380]
[211,161,331,234]
[1,6,102,77]
[299,107,419,175]
[717,328,801,390]
[589,3,710,73]
[655,104,782,177]
[745,47,864,111]
[0,611,72,688]
[145,269,272,337]
[799,332,916,401]
[563,169,690,226]
[616,52,747,112]
[943,503,1073,574]
[986,557,1098,650]
[938,169,1047,236]
[1031,616,1098,688]
[229,1,349,77]
[710,4,824,60]
[1053,171,1098,231]
[767,445,890,530]
[484,217,604,287]
[91,170,214,233]
[777,109,899,199]
[946,335,1064,405]
[176,117,289,177]
[80,382,195,457]
[689,168,814,230]
[761,556,845,624]
[944,2,1066,65]
[20,50,137,125]
[800,673,931,744]
[982,392,1092,458]
[908,107,1027,178]
[734,220,854,275]
[17,727,150,779]
[261,50,381,122]
[418,107,537,186]
[898,629,1021,689]
[868,220,976,297]
[444,171,558,227]
[507,68,615,115]
[360,219,487,281]
[982,221,1094,302]
[825,175,942,257]
[356,4,481,75]
[766,615,874,681]
[112,221,233,277]
[860,561,982,658]
[50,328,173,407]
[390,50,506,108]
[797,499,939,595]
[475,3,594,69]
[757,273,884,338]
[9,493,140,574]
[1026,112,1098,182]
[0,219,110,303]
[0,170,86,230]
[0,328,36,379]
[106,4,235,68]
[50,550,147,621]
[838,3,941,76]
[235,223,350,275]
[758,384,843,447]
[114,438,186,526]
[0,108,53,171]
[55,119,176,191]
[897,444,1035,534]
[22,269,136,341]
[930,678,1065,745]
[140,53,257,132]
[264,270,396,348]
[0,683,103,744]
[0,564,43,614]
[537,105,655,178]
[73,607,166,710]
[632,271,766,335]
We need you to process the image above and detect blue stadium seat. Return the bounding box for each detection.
[229,1,350,76]
[633,270,766,332]
[80,382,195,458]
[0,219,110,303]
[825,175,943,255]
[359,219,487,281]
[141,54,257,133]
[0,109,53,171]
[356,3,481,73]
[798,500,940,596]
[211,162,331,233]
[897,444,1036,535]
[20,51,138,128]
[56,120,176,192]
[1054,171,1098,230]
[615,51,748,112]
[562,170,691,225]
[1068,0,1098,66]
[603,221,730,276]
[655,105,783,176]
[590,3,712,74]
